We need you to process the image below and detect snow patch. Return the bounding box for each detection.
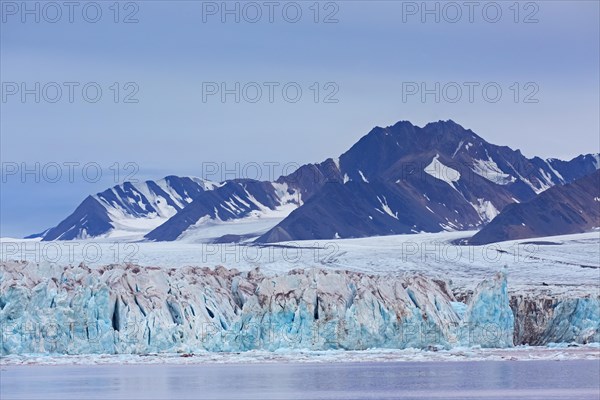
[451,141,464,158]
[376,196,398,220]
[424,154,461,190]
[472,158,515,185]
[471,199,499,223]
[544,160,565,183]
[592,154,600,169]
[333,158,340,171]
[358,170,369,183]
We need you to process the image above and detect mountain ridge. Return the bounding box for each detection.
[469,170,600,245]
[31,120,599,243]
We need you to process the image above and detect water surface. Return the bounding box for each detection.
[2,360,599,399]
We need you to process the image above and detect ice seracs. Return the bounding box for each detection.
[1,261,518,355]
[460,271,514,348]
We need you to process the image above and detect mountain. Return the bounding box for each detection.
[469,170,600,245]
[39,176,215,240]
[256,120,599,242]
[141,158,354,242]
[32,120,599,242]
[144,180,300,242]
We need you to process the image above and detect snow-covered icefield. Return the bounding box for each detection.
[1,230,598,366]
[2,230,599,296]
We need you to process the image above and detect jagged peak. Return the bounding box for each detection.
[423,119,463,129]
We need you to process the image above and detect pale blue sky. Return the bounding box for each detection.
[1,1,599,237]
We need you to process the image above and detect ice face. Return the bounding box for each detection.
[511,295,600,345]
[544,298,600,344]
[0,261,594,355]
[460,271,514,348]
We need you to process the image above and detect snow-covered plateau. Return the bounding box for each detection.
[0,231,598,358]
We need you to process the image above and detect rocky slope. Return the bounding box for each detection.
[470,170,600,244]
[37,176,215,241]
[256,121,599,242]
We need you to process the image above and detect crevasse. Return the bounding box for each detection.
[0,261,594,355]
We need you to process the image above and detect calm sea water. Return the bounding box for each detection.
[1,360,599,399]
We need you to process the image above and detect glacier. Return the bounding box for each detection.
[511,295,600,345]
[0,261,596,356]
[0,261,517,355]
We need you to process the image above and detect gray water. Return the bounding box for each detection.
[1,360,599,399]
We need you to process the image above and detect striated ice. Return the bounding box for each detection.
[512,295,600,345]
[460,271,514,348]
[0,261,596,356]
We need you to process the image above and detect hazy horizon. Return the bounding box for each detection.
[2,1,599,237]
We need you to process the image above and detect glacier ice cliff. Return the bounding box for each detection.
[0,261,594,355]
[511,295,600,345]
